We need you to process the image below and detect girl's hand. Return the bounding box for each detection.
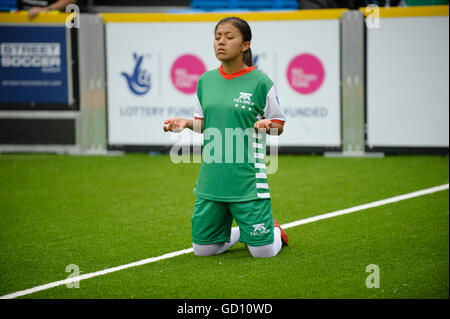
[254,119,272,132]
[163,118,188,133]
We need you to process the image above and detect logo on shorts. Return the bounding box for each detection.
[250,223,270,237]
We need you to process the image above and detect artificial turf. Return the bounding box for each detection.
[0,154,448,298]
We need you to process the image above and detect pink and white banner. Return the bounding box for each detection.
[105,19,341,147]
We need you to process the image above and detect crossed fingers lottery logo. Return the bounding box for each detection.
[121,53,151,96]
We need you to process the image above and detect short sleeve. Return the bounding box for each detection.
[264,84,285,125]
[193,93,203,120]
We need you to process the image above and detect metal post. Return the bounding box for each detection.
[325,10,383,158]
[75,14,108,154]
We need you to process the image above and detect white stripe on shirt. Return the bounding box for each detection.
[255,163,266,169]
[253,142,263,149]
[255,173,267,179]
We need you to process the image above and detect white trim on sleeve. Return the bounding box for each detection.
[193,93,203,119]
[263,84,286,124]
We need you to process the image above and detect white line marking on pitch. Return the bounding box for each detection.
[1,183,448,299]
[281,183,449,230]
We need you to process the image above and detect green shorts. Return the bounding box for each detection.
[192,197,275,246]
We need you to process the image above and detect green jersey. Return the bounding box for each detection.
[193,65,285,202]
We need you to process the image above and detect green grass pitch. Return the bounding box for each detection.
[0,153,448,299]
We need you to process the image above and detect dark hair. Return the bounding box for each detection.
[214,16,253,67]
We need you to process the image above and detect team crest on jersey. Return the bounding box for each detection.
[234,92,255,106]
[250,223,270,237]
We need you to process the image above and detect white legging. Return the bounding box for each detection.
[193,227,282,258]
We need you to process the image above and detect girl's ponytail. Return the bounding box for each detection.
[243,47,253,67]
